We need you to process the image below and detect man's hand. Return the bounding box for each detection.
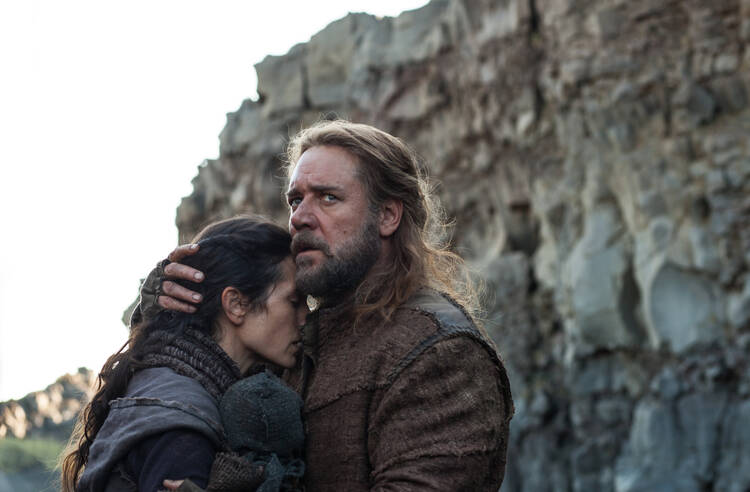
[162,479,206,491]
[157,244,205,313]
[162,479,184,490]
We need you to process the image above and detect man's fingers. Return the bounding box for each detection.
[164,262,205,283]
[162,280,203,303]
[167,243,200,262]
[157,295,198,313]
[162,479,184,490]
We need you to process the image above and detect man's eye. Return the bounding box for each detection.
[323,194,338,202]
[289,197,301,208]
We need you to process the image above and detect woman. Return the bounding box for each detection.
[61,216,308,492]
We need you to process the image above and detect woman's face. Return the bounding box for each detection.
[238,257,308,368]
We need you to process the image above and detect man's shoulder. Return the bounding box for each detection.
[382,290,500,376]
[394,288,474,330]
[386,288,486,347]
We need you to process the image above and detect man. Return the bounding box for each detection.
[142,120,513,491]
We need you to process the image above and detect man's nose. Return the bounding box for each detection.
[290,199,318,231]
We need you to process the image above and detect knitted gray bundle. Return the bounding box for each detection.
[219,371,305,491]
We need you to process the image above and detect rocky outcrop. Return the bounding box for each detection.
[0,368,95,441]
[175,1,749,490]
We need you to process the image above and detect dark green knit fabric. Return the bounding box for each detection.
[219,371,305,491]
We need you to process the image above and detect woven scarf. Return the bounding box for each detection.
[140,328,242,401]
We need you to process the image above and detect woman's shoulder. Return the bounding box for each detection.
[106,367,225,447]
[78,369,225,491]
[125,367,211,403]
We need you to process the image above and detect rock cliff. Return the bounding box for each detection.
[175,1,750,491]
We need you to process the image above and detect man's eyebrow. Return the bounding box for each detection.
[286,184,345,197]
[310,184,345,194]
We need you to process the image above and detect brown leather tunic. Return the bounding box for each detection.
[286,289,514,491]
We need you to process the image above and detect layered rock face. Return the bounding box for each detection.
[176,1,750,490]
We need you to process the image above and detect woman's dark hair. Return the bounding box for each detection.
[60,215,291,491]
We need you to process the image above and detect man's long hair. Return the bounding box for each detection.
[285,120,481,323]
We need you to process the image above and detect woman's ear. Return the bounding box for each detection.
[221,287,248,325]
[379,199,403,238]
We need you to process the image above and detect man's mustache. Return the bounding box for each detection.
[291,232,333,257]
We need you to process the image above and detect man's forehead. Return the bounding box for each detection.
[287,147,361,192]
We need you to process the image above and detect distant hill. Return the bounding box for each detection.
[0,368,95,492]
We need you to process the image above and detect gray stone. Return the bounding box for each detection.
[727,158,750,189]
[561,58,589,86]
[611,81,636,103]
[529,390,553,420]
[713,148,744,167]
[255,44,307,117]
[673,82,716,128]
[516,431,571,492]
[516,110,536,136]
[573,441,605,474]
[650,366,682,399]
[574,472,613,492]
[688,224,721,273]
[597,6,621,41]
[595,396,631,425]
[714,53,740,73]
[570,399,593,429]
[305,14,376,107]
[686,84,717,126]
[614,399,697,492]
[676,392,728,482]
[613,392,728,492]
[728,275,750,329]
[472,0,525,42]
[219,100,262,156]
[705,169,728,194]
[606,123,636,152]
[386,75,448,120]
[715,399,750,491]
[569,356,632,397]
[563,203,644,351]
[711,77,748,113]
[644,263,724,353]
[384,0,451,65]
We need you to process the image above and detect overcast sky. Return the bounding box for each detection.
[0,0,428,401]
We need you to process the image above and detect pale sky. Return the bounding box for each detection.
[0,0,428,401]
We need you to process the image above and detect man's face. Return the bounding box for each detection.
[286,145,381,297]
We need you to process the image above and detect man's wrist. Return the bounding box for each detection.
[139,258,170,319]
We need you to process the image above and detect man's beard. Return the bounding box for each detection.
[291,214,381,299]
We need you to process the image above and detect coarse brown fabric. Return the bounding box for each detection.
[285,288,513,491]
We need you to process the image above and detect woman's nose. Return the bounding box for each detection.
[297,303,309,326]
